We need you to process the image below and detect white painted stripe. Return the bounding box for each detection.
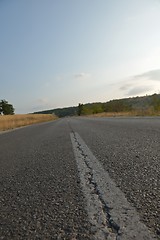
[70,132,157,240]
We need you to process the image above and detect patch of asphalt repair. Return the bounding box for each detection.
[70,132,157,240]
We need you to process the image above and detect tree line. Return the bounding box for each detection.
[0,100,15,115]
[78,94,160,116]
[34,93,160,117]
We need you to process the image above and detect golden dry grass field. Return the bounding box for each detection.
[0,114,57,131]
[86,109,160,118]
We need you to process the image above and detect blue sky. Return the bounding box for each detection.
[0,0,160,113]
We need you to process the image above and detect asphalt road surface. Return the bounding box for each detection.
[0,117,160,240]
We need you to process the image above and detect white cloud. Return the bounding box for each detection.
[133,69,160,81]
[119,83,133,91]
[118,69,160,97]
[126,86,154,96]
[74,72,91,80]
[31,98,54,112]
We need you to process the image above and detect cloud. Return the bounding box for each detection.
[119,69,160,97]
[119,83,133,91]
[133,69,160,81]
[126,86,154,96]
[74,72,91,79]
[31,98,54,111]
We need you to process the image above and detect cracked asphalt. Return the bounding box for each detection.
[0,117,160,239]
[0,120,92,239]
[70,117,160,239]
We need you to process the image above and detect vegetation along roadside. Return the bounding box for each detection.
[0,114,57,132]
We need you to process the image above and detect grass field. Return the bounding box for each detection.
[0,114,57,131]
[85,109,160,117]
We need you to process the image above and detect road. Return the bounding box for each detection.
[0,117,160,239]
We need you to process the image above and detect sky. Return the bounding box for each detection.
[0,0,160,113]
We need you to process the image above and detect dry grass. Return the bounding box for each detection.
[85,110,160,118]
[0,114,57,131]
[86,112,132,117]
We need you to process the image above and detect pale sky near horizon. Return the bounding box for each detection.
[0,0,160,113]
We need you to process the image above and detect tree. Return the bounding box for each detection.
[105,99,132,112]
[0,102,2,115]
[77,103,83,116]
[0,100,15,115]
[151,94,160,111]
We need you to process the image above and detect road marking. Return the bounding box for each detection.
[70,132,157,240]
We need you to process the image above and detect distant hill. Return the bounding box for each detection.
[121,94,160,110]
[34,93,160,117]
[34,106,77,118]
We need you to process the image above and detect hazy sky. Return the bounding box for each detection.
[1,0,160,113]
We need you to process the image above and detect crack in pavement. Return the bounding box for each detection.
[70,132,157,240]
[71,132,117,240]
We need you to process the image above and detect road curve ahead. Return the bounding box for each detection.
[0,117,160,240]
